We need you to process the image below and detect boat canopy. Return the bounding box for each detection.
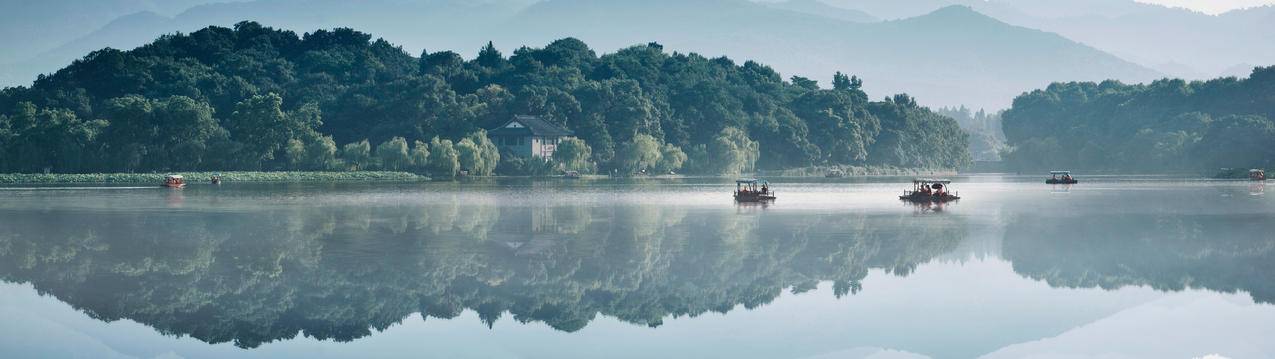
[912,178,951,184]
[1253,169,1265,173]
[165,175,184,180]
[1050,171,1071,175]
[736,178,768,184]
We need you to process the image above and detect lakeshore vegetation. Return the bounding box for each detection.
[1002,67,1275,172]
[0,21,970,178]
[0,171,426,184]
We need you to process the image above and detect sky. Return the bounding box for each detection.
[1135,0,1275,14]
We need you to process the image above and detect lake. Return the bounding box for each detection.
[0,176,1271,358]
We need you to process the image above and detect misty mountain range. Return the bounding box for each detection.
[0,0,1270,109]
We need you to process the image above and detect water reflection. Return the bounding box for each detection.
[1002,185,1275,304]
[1,180,1272,354]
[0,188,966,348]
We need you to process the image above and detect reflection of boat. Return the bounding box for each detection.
[899,178,959,202]
[1046,170,1078,184]
[908,200,947,213]
[163,175,186,188]
[1251,169,1266,181]
[734,179,776,202]
[825,169,845,178]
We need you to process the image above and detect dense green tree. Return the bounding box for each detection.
[1,102,107,173]
[100,95,224,171]
[616,133,662,174]
[304,135,339,170]
[1193,115,1275,169]
[1003,68,1275,172]
[656,143,687,173]
[456,138,482,174]
[790,90,879,164]
[285,139,307,169]
[462,130,500,175]
[427,137,460,178]
[341,139,372,171]
[832,72,862,91]
[553,137,593,173]
[376,136,412,171]
[701,127,759,175]
[409,140,430,173]
[226,93,313,168]
[0,22,971,175]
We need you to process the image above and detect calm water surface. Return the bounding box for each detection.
[1,176,1272,358]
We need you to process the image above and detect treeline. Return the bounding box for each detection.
[1002,67,1275,172]
[0,21,970,176]
[935,105,1004,162]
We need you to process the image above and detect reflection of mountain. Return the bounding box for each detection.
[1003,208,1275,304]
[0,195,964,348]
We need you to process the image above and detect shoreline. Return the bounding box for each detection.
[0,171,429,185]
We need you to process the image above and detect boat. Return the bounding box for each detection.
[210,173,222,185]
[563,170,582,179]
[899,178,960,202]
[1046,170,1078,184]
[1252,169,1267,181]
[825,168,846,178]
[734,179,776,202]
[163,175,186,188]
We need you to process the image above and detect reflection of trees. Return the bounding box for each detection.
[1003,211,1275,304]
[0,200,964,348]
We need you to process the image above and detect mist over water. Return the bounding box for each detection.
[0,177,1271,358]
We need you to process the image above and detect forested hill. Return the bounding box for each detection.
[0,0,1162,109]
[0,22,970,175]
[1001,67,1275,172]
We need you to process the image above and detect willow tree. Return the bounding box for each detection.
[554,137,593,173]
[376,137,412,171]
[616,134,662,174]
[341,140,372,171]
[427,137,460,178]
[705,127,758,175]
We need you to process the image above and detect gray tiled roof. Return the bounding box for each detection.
[487,115,573,137]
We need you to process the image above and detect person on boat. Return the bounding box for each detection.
[920,185,932,195]
[761,184,769,194]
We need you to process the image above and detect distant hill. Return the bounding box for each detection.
[0,0,243,65]
[0,0,1161,108]
[818,0,1275,79]
[761,0,878,23]
[0,0,534,87]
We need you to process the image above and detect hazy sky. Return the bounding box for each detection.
[1136,0,1275,14]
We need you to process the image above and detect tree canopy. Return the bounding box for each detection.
[1001,67,1275,172]
[0,22,971,175]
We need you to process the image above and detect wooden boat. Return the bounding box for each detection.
[1251,169,1266,181]
[1046,170,1078,184]
[734,179,776,202]
[163,175,186,188]
[900,178,959,202]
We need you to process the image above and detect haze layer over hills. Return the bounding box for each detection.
[817,0,1275,79]
[0,0,1177,109]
